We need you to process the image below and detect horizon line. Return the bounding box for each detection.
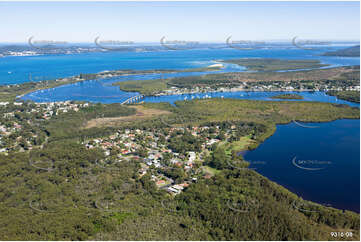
[0,40,360,44]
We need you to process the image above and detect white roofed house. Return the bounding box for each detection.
[167,187,179,195]
[206,138,219,146]
[188,151,196,163]
[0,148,8,153]
[167,184,186,195]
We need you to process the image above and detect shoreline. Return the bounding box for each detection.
[6,68,359,106]
[2,66,222,102]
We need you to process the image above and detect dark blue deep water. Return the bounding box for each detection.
[244,119,360,213]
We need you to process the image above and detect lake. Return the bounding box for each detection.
[244,119,360,213]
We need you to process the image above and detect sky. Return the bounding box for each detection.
[0,1,359,43]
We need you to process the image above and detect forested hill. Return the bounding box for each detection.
[0,100,359,240]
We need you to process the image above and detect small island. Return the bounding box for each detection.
[270,93,304,100]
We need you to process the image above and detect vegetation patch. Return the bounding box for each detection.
[326,90,360,103]
[0,98,359,240]
[113,79,168,95]
[218,58,328,71]
[270,93,304,99]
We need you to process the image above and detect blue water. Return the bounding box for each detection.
[244,119,360,213]
[22,84,360,108]
[20,67,243,103]
[143,91,360,107]
[11,45,358,104]
[1,45,360,85]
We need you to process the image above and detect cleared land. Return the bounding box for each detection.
[84,105,170,129]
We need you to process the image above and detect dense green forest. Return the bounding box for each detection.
[0,99,359,240]
[326,90,360,103]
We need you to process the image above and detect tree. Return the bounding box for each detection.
[207,146,229,170]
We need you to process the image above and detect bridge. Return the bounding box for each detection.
[121,95,144,105]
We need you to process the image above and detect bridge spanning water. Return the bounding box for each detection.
[121,95,144,105]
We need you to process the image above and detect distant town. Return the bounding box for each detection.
[155,80,360,96]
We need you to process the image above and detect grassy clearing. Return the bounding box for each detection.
[84,105,171,129]
[201,165,221,176]
[224,136,254,155]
